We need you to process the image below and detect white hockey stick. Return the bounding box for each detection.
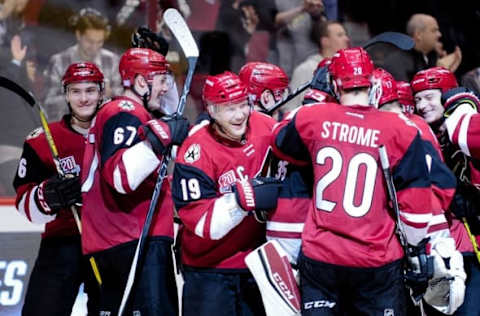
[245,240,301,316]
[117,9,198,316]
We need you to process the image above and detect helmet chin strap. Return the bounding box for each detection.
[132,83,152,109]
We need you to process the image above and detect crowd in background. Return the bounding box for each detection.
[0,0,480,196]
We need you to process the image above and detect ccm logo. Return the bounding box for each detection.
[273,272,295,300]
[304,300,336,309]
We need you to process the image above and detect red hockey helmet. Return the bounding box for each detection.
[62,62,104,89]
[396,81,415,112]
[370,68,398,106]
[119,48,169,87]
[239,62,289,104]
[203,71,248,106]
[303,89,336,104]
[329,47,374,90]
[411,67,458,94]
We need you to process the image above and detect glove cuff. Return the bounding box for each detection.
[234,179,256,212]
[138,123,168,156]
[35,181,54,215]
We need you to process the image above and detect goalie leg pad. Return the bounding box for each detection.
[245,240,301,316]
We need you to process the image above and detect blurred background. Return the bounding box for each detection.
[0,1,479,314]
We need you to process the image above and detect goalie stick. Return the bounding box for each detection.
[117,8,199,316]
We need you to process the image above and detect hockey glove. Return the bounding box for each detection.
[442,87,480,118]
[310,65,334,98]
[404,237,434,302]
[233,177,283,212]
[36,174,82,215]
[139,115,190,156]
[424,237,466,315]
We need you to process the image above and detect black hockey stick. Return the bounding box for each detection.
[117,8,199,316]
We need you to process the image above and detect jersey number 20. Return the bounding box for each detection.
[316,147,377,217]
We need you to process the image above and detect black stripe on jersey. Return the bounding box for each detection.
[100,112,143,165]
[13,142,51,189]
[275,116,310,163]
[393,133,431,191]
[422,140,456,190]
[172,163,217,210]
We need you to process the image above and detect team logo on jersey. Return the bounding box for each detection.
[26,127,43,140]
[384,309,394,316]
[184,144,200,163]
[60,155,80,175]
[219,170,236,193]
[118,100,134,111]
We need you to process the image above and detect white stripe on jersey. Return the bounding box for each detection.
[266,221,304,233]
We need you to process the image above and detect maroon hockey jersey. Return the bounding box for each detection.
[81,96,174,255]
[272,103,434,267]
[13,117,84,238]
[172,111,275,269]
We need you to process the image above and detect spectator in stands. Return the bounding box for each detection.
[406,13,462,77]
[274,0,325,77]
[43,7,121,121]
[0,0,29,64]
[288,20,349,110]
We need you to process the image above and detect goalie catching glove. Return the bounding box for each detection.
[423,237,466,315]
[36,174,82,215]
[139,115,190,156]
[233,177,283,212]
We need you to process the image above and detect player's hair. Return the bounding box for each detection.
[70,7,111,37]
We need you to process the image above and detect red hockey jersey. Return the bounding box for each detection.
[13,117,84,238]
[172,111,275,269]
[81,96,174,255]
[272,103,434,268]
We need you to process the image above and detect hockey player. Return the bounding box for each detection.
[412,67,480,315]
[172,71,282,316]
[80,48,189,315]
[238,61,312,265]
[272,47,435,315]
[372,68,465,314]
[397,81,416,114]
[238,61,289,120]
[13,62,104,315]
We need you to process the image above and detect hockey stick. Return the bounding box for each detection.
[0,76,82,232]
[379,145,427,316]
[117,8,198,316]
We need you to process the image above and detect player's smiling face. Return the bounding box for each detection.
[66,82,101,120]
[209,99,250,142]
[414,89,443,124]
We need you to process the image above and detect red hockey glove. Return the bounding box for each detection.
[442,87,480,118]
[233,177,283,212]
[139,115,190,156]
[36,174,82,215]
